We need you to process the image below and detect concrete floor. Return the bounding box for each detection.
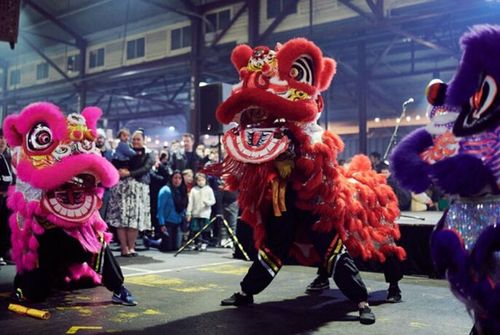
[0,247,473,335]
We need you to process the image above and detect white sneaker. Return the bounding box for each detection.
[0,257,7,266]
[200,243,208,251]
[221,239,233,248]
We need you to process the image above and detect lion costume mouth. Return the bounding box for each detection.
[222,107,290,164]
[41,173,101,223]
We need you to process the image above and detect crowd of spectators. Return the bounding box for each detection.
[95,129,239,256]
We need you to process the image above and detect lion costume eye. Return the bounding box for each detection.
[290,56,314,85]
[27,123,53,152]
[471,75,497,118]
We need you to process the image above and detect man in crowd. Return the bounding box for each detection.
[96,129,113,162]
[0,128,15,266]
[369,152,388,173]
[181,133,199,172]
[170,133,199,172]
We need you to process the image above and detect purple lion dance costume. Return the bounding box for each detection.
[391,25,499,335]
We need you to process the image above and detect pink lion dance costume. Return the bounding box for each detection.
[391,25,499,335]
[209,38,406,319]
[3,102,136,305]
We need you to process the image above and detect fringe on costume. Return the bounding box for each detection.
[7,186,110,280]
[207,123,406,262]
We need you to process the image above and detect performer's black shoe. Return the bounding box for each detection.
[12,288,25,302]
[469,322,491,335]
[220,292,254,306]
[359,306,376,325]
[305,275,330,293]
[386,283,402,303]
[112,286,137,306]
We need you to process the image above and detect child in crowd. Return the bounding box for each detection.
[186,173,216,251]
[112,128,136,169]
[182,169,194,193]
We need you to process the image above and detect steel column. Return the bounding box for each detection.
[247,0,259,46]
[190,14,203,140]
[1,60,8,122]
[357,41,368,154]
[78,40,87,111]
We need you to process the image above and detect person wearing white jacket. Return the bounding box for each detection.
[186,173,216,250]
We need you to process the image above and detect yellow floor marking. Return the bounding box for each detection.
[125,275,184,287]
[109,312,141,323]
[410,321,430,328]
[170,283,218,293]
[198,264,249,276]
[124,274,219,292]
[57,306,93,316]
[143,309,162,315]
[73,295,92,301]
[66,326,103,334]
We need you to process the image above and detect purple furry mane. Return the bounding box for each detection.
[432,225,500,333]
[446,24,500,106]
[389,128,433,193]
[429,154,496,196]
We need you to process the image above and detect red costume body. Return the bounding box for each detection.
[210,39,405,311]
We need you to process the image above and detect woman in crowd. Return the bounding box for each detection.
[108,129,154,257]
[146,170,188,251]
[149,151,172,234]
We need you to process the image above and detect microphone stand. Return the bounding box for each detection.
[383,101,411,161]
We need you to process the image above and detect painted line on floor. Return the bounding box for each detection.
[120,266,151,273]
[124,260,242,278]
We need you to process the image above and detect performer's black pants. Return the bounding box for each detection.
[240,193,368,304]
[14,228,124,301]
[383,254,403,284]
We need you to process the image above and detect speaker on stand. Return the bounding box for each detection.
[199,83,232,135]
[0,0,21,49]
[199,82,232,165]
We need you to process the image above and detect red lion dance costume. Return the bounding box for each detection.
[211,38,405,323]
[3,102,136,305]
